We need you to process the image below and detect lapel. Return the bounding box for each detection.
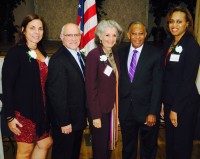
[121,45,131,83]
[62,45,85,81]
[132,43,149,83]
[174,32,190,51]
[165,32,190,64]
[164,38,173,64]
[97,45,116,78]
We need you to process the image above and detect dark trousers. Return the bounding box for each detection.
[51,126,83,159]
[164,103,199,159]
[89,112,111,159]
[120,119,159,159]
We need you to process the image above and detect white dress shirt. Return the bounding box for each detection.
[127,45,144,71]
[66,48,85,77]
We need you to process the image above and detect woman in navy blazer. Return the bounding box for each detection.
[85,20,123,159]
[2,14,52,159]
[163,7,200,159]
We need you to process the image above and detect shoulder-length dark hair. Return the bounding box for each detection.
[166,6,194,37]
[16,14,47,46]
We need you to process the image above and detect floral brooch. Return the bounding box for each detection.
[27,50,37,62]
[80,48,85,55]
[174,45,183,54]
[100,55,108,64]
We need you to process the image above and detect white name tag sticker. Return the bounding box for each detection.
[170,54,180,62]
[104,65,113,76]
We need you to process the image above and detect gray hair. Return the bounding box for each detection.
[61,25,65,34]
[95,20,123,45]
[60,23,80,35]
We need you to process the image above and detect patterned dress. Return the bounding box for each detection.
[15,59,50,143]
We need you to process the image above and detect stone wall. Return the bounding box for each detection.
[101,0,148,41]
[34,0,77,40]
[34,0,148,41]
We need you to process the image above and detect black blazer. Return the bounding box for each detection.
[2,44,48,136]
[46,45,87,131]
[163,32,200,114]
[118,43,163,122]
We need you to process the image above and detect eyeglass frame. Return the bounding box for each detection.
[62,34,81,38]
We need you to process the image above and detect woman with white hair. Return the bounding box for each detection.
[85,20,123,159]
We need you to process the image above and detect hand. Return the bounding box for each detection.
[8,118,22,136]
[170,110,178,127]
[93,118,101,128]
[145,114,156,127]
[61,124,72,134]
[160,103,164,118]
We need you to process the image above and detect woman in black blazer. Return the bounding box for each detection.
[85,20,123,159]
[163,6,200,159]
[2,14,52,159]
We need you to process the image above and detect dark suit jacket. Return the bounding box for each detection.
[85,45,120,120]
[46,45,87,131]
[118,43,163,122]
[163,32,200,114]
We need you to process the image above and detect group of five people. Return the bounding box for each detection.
[1,6,200,159]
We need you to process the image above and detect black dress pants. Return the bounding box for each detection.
[51,126,83,159]
[164,103,199,159]
[120,118,159,159]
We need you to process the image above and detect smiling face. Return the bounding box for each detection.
[23,19,44,47]
[127,23,147,49]
[60,23,81,51]
[168,11,188,41]
[99,27,118,52]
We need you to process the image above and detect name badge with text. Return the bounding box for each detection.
[104,65,113,76]
[170,54,180,62]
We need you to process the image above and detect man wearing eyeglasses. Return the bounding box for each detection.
[46,23,87,159]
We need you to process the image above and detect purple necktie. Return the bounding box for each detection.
[129,50,138,82]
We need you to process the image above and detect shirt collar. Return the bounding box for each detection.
[65,47,79,55]
[130,44,144,53]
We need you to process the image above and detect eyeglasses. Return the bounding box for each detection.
[62,34,81,38]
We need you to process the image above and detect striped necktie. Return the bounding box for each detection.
[77,52,85,75]
[129,50,138,82]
